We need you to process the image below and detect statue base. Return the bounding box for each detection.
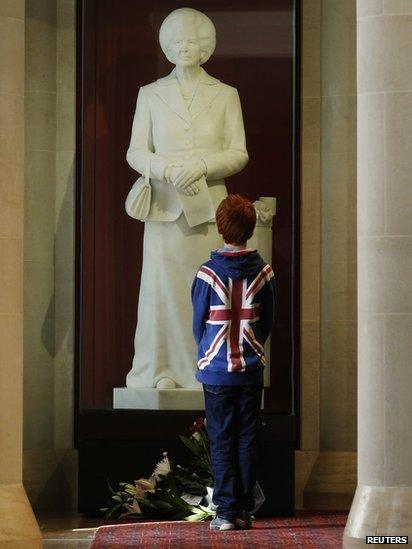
[113,387,205,410]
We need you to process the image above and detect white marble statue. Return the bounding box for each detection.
[124,7,249,390]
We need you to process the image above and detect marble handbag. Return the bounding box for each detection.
[125,158,151,220]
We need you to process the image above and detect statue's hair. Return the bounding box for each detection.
[159,8,216,65]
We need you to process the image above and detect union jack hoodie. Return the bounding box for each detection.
[191,248,276,386]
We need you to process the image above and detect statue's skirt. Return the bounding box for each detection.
[126,214,220,389]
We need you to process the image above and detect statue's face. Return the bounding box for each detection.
[170,20,202,67]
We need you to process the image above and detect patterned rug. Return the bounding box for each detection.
[90,513,348,548]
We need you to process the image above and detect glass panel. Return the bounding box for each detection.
[79,0,297,412]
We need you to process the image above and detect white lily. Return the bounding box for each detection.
[151,452,171,481]
[135,478,155,493]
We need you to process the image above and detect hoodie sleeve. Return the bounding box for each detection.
[259,268,276,342]
[191,271,211,345]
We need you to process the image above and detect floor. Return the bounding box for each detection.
[40,516,102,548]
[39,512,346,548]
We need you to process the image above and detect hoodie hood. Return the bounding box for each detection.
[210,249,265,280]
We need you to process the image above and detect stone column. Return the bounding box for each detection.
[344,1,412,544]
[0,2,42,546]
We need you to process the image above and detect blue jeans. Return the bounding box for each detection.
[203,383,263,520]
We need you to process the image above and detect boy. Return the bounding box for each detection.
[191,194,276,531]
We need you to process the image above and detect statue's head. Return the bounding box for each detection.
[159,8,216,67]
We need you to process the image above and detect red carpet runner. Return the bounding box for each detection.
[91,513,347,548]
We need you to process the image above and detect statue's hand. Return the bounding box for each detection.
[167,165,198,194]
[177,181,200,196]
[166,165,183,184]
[172,159,206,190]
[184,182,200,196]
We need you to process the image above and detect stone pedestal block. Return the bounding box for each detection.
[113,387,205,410]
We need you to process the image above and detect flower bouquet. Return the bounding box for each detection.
[100,416,265,521]
[101,418,215,522]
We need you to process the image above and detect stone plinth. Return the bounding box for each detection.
[113,387,205,410]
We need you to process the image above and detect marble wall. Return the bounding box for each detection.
[298,0,358,508]
[0,0,26,489]
[0,1,42,544]
[23,0,76,511]
[24,0,56,453]
[296,0,322,508]
[320,0,357,452]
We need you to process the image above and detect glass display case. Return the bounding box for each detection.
[76,0,298,515]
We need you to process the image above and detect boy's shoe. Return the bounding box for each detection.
[233,511,253,530]
[210,516,235,531]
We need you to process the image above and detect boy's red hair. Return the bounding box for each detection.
[216,194,256,245]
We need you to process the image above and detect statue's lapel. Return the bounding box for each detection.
[190,69,220,119]
[154,70,190,124]
[154,68,220,124]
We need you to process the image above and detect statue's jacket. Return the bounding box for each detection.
[191,249,276,386]
[126,68,249,221]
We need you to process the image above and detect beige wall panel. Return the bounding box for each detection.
[301,153,321,263]
[23,312,54,366]
[295,450,318,509]
[24,150,55,261]
[0,93,24,239]
[300,0,321,460]
[23,261,54,319]
[359,237,412,314]
[57,0,76,93]
[0,239,23,314]
[357,313,385,484]
[357,93,385,237]
[322,230,357,266]
[0,1,24,19]
[55,184,75,264]
[56,92,75,152]
[321,0,356,97]
[321,95,357,157]
[383,313,412,485]
[23,358,54,449]
[302,98,320,155]
[301,0,321,98]
[301,262,321,322]
[320,0,357,458]
[321,321,357,365]
[0,17,24,96]
[385,92,412,235]
[25,4,56,93]
[321,358,357,451]
[386,163,412,236]
[357,0,383,17]
[301,320,321,450]
[383,0,412,14]
[357,15,412,93]
[322,261,357,321]
[321,153,356,238]
[0,155,24,240]
[0,315,22,484]
[25,91,56,152]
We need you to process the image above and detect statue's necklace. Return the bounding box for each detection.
[180,77,201,111]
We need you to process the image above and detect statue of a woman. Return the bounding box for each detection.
[125,7,248,390]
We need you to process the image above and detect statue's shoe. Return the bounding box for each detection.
[156,377,177,389]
